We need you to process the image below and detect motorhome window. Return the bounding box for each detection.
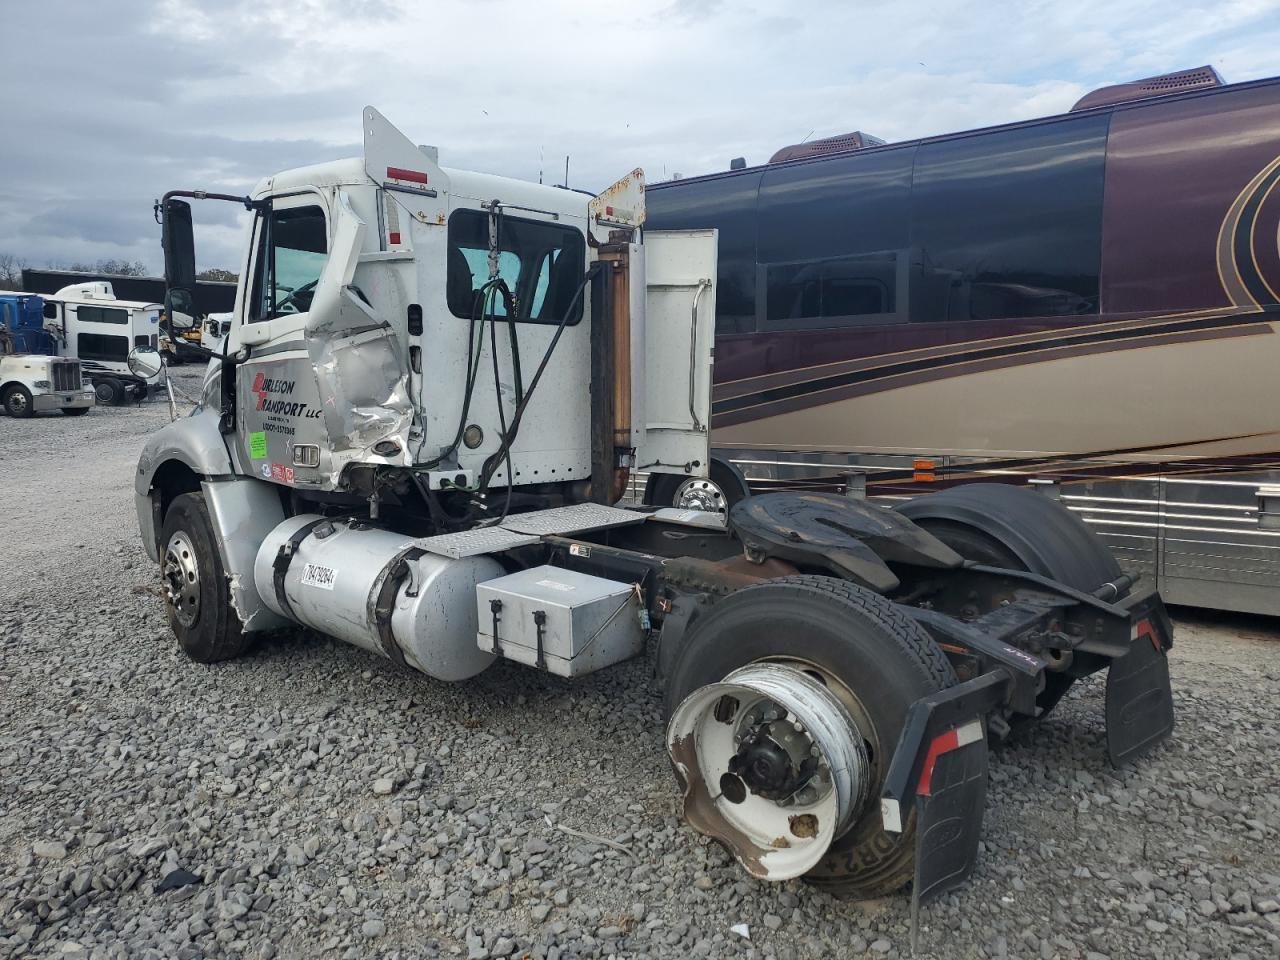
[645,171,763,335]
[764,253,897,328]
[446,210,585,324]
[77,332,129,362]
[250,204,329,321]
[909,113,1109,322]
[77,306,129,325]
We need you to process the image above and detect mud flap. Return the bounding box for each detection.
[879,671,1008,950]
[911,730,989,905]
[1105,618,1174,765]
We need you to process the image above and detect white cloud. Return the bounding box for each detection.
[2,0,1278,274]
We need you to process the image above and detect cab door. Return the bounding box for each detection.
[233,193,336,483]
[233,188,411,488]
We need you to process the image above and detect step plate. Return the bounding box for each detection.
[416,527,540,560]
[499,503,647,536]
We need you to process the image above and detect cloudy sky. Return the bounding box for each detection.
[3,0,1279,275]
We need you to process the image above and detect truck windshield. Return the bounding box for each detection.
[446,209,584,324]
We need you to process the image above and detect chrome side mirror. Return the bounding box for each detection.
[128,345,164,379]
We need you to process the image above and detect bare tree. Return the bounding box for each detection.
[0,253,27,289]
[196,268,239,282]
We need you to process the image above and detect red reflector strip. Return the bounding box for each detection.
[387,166,428,184]
[1134,617,1161,652]
[389,231,401,245]
[917,719,983,797]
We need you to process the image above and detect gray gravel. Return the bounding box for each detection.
[1,367,1278,959]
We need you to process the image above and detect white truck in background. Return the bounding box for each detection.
[40,282,164,404]
[0,322,94,418]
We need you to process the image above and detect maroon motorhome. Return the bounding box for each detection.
[645,67,1280,616]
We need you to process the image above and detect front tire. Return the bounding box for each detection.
[159,492,253,663]
[663,575,956,898]
[3,386,34,418]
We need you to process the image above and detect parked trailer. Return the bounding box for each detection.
[136,109,1174,925]
[643,66,1280,616]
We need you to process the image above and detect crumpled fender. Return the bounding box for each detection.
[134,403,235,561]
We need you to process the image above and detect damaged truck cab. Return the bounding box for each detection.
[136,108,1175,917]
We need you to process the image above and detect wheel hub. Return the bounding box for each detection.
[674,477,727,514]
[667,663,870,880]
[162,531,201,627]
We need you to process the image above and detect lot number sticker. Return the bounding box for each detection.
[300,563,337,590]
[248,431,268,459]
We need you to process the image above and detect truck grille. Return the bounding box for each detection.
[52,360,82,391]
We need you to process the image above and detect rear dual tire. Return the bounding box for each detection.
[645,459,749,516]
[898,483,1126,718]
[95,379,125,406]
[663,575,956,898]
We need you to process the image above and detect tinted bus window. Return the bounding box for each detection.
[78,333,129,362]
[756,148,913,329]
[646,171,762,334]
[910,113,1110,322]
[77,306,129,325]
[764,252,898,328]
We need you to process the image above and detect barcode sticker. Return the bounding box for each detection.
[300,563,337,590]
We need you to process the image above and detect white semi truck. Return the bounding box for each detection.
[0,301,94,417]
[135,108,1175,919]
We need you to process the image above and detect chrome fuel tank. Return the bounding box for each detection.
[253,515,503,681]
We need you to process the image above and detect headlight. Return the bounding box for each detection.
[33,380,51,388]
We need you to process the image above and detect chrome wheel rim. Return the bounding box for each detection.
[674,477,728,514]
[9,393,28,415]
[163,531,201,627]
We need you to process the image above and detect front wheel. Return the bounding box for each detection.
[3,386,34,418]
[663,575,956,898]
[159,492,253,663]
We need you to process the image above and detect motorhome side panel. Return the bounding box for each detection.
[642,76,1280,614]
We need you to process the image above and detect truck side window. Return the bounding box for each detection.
[249,204,329,321]
[446,209,585,324]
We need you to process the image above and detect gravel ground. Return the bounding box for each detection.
[1,367,1278,960]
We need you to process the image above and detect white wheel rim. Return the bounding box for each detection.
[667,663,869,880]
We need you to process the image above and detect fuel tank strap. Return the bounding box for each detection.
[272,518,332,619]
[369,546,428,670]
